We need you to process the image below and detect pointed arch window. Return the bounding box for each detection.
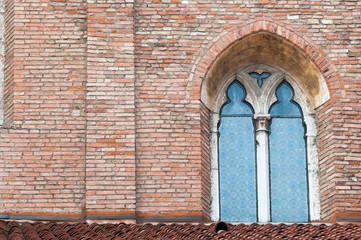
[213,66,319,223]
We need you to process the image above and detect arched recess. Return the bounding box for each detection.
[192,20,343,109]
[193,20,338,222]
[201,31,331,110]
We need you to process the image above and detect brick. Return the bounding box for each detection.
[0,0,359,224]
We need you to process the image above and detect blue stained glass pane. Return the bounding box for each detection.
[221,81,253,115]
[219,116,256,222]
[249,72,271,88]
[270,82,302,117]
[269,118,308,222]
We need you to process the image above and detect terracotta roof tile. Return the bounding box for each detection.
[1,220,361,239]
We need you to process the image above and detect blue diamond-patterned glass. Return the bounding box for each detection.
[219,81,256,222]
[269,82,309,222]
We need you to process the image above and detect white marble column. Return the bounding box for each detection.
[210,112,220,221]
[254,114,271,222]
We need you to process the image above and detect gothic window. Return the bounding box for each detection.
[213,65,318,223]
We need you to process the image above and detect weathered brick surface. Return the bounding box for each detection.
[0,0,87,217]
[0,128,85,215]
[0,0,360,222]
[134,0,205,221]
[11,0,87,130]
[85,1,136,216]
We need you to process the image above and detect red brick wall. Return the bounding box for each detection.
[85,1,136,220]
[0,0,360,223]
[0,0,87,220]
[134,0,206,222]
[318,101,337,221]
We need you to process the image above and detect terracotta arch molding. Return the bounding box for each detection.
[190,19,342,110]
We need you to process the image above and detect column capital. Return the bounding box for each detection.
[254,114,270,132]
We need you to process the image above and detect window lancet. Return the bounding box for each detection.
[218,81,256,222]
[269,82,309,222]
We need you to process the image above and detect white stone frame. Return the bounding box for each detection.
[210,64,320,222]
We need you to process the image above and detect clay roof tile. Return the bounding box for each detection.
[1,220,361,239]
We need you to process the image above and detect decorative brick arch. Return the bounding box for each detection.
[194,19,344,222]
[190,19,342,107]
